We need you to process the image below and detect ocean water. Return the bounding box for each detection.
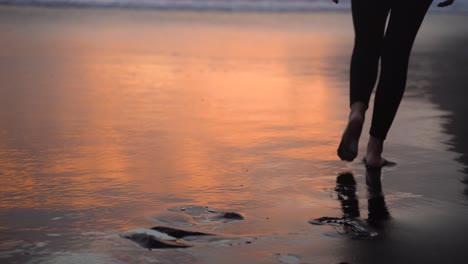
[0,0,467,13]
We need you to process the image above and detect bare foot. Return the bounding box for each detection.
[337,111,364,162]
[365,136,387,168]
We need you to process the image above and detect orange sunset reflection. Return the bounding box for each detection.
[0,11,350,224]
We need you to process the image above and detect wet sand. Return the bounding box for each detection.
[1,6,468,264]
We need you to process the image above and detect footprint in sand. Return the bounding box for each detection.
[121,226,213,250]
[123,205,245,250]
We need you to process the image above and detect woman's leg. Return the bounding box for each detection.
[338,0,390,161]
[349,0,390,108]
[366,0,433,167]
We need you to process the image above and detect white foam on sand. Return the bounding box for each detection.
[121,228,177,241]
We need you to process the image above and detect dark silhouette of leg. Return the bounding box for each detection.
[366,0,432,167]
[349,0,390,108]
[370,0,433,140]
[338,0,390,161]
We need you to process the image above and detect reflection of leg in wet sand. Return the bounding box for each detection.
[366,168,390,227]
[310,170,390,237]
[336,172,360,219]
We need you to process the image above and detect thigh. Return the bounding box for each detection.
[384,0,433,54]
[351,0,391,46]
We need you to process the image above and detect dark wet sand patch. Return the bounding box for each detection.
[123,233,191,250]
[309,217,377,238]
[151,226,213,239]
[124,206,245,250]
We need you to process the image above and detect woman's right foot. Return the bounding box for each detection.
[337,111,364,162]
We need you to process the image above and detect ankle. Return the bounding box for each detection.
[367,136,383,155]
[349,111,365,122]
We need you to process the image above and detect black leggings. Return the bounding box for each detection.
[350,0,433,140]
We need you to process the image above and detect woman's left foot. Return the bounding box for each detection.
[365,136,386,168]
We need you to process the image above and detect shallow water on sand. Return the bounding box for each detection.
[0,6,468,264]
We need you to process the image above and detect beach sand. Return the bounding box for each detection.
[1,5,468,264]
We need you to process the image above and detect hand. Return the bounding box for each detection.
[438,0,454,7]
[332,0,339,4]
